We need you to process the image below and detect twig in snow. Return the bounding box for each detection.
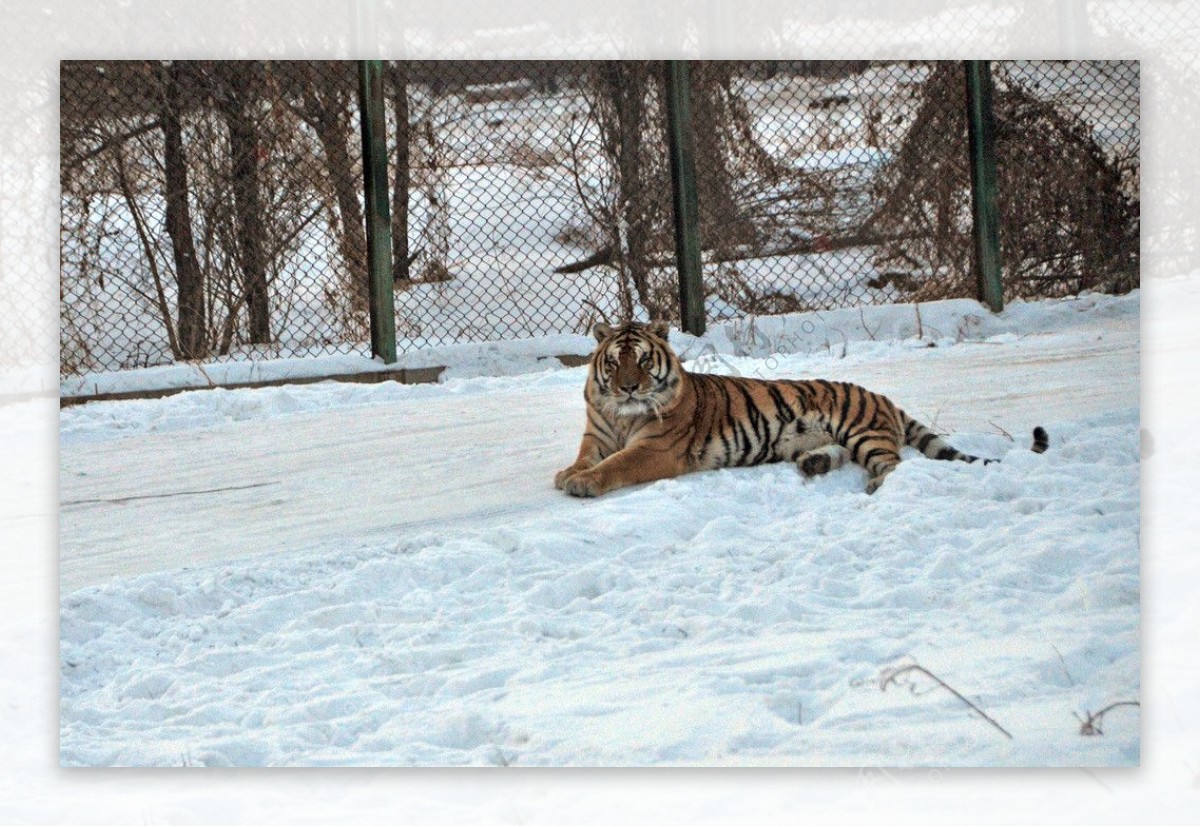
[195,362,217,388]
[858,307,881,341]
[988,420,1015,442]
[1050,644,1075,687]
[821,326,848,359]
[879,662,1013,740]
[921,405,946,435]
[1074,701,1140,736]
[62,481,278,506]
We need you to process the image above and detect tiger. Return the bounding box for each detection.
[554,320,1049,498]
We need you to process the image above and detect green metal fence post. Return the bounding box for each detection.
[663,60,706,336]
[358,59,398,363]
[964,60,1004,313]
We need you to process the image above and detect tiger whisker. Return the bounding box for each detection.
[647,396,665,422]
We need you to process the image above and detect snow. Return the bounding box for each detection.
[59,291,1140,766]
[0,0,1190,817]
[60,290,1129,407]
[59,333,597,400]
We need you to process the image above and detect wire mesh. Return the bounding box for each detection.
[59,59,1141,380]
[61,60,372,375]
[686,60,1139,323]
[991,60,1139,297]
[385,61,613,345]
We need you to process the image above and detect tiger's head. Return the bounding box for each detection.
[587,321,683,418]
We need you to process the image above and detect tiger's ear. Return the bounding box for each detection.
[647,320,669,340]
[592,323,614,343]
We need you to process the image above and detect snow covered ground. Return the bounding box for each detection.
[6,1,1197,818]
[59,291,1140,767]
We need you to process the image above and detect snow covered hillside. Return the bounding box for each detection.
[59,292,1140,767]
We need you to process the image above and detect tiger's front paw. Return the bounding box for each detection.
[554,465,583,490]
[561,468,607,498]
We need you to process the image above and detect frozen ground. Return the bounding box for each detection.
[59,291,1140,767]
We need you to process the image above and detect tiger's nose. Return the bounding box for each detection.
[619,381,640,394]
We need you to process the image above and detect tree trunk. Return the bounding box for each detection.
[160,61,208,360]
[389,60,411,284]
[598,61,657,317]
[216,61,271,343]
[113,144,180,360]
[688,62,759,253]
[417,115,452,283]
[299,63,369,312]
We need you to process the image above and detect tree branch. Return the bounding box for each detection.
[1075,701,1140,736]
[880,662,1013,740]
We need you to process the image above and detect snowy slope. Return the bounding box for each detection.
[59,292,1140,767]
[60,292,1138,590]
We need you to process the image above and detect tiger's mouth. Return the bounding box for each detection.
[600,374,677,417]
[612,386,672,417]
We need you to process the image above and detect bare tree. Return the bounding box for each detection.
[210,61,271,344]
[159,61,208,360]
[585,61,670,319]
[413,102,453,284]
[389,60,412,285]
[575,62,811,321]
[287,62,370,314]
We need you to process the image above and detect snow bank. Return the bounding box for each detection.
[60,405,1138,767]
[59,290,1139,766]
[58,332,597,401]
[60,290,1137,442]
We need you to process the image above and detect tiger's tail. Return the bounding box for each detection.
[899,411,1048,464]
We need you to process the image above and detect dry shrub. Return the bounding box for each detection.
[418,260,454,284]
[708,263,810,316]
[869,62,1139,302]
[503,141,559,168]
[577,62,820,323]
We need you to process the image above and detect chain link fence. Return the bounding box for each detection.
[990,60,1139,296]
[61,61,374,375]
[59,59,1139,380]
[687,60,1138,322]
